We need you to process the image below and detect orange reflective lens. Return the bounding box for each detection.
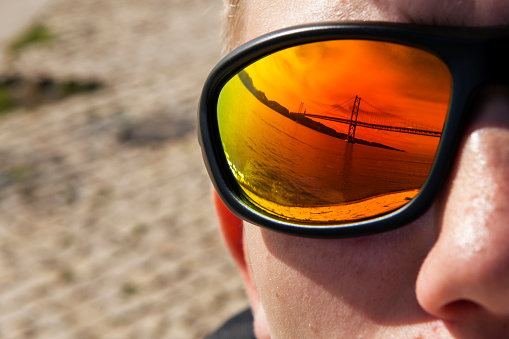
[217,40,452,224]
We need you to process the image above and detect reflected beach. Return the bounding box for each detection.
[243,187,419,223]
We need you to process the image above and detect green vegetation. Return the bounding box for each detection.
[0,87,15,114]
[122,282,140,296]
[61,268,77,283]
[0,76,103,115]
[63,80,102,97]
[7,164,35,183]
[9,23,55,54]
[133,223,149,235]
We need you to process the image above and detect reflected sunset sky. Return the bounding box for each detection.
[242,39,453,154]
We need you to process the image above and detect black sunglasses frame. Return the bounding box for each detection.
[198,22,509,238]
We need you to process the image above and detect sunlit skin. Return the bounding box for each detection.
[214,0,509,338]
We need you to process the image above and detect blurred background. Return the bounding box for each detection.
[0,0,248,338]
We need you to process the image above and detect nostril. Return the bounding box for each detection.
[440,299,483,319]
[438,300,509,338]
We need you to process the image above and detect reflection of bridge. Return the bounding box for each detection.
[297,96,442,143]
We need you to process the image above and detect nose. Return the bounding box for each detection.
[415,87,509,334]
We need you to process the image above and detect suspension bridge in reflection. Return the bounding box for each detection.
[298,96,442,143]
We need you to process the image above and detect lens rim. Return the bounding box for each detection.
[198,22,509,238]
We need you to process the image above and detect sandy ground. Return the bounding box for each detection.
[0,0,249,338]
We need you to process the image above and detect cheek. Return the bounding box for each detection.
[244,217,436,338]
[246,226,346,337]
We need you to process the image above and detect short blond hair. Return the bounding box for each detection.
[221,0,245,54]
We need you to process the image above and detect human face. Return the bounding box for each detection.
[226,1,509,338]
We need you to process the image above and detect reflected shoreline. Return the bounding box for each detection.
[238,70,405,153]
[242,186,419,224]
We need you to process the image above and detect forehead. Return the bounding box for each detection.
[231,0,509,47]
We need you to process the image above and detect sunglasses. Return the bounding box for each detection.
[199,22,509,238]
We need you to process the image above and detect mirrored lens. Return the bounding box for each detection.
[217,39,452,224]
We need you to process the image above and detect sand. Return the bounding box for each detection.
[0,0,249,338]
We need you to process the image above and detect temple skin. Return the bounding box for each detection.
[215,0,509,338]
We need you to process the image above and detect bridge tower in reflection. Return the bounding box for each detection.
[347,96,361,143]
[297,102,306,115]
[297,95,441,139]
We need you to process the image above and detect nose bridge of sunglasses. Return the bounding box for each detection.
[486,40,509,83]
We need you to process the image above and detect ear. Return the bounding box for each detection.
[213,190,271,339]
[213,190,245,270]
[213,190,261,302]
